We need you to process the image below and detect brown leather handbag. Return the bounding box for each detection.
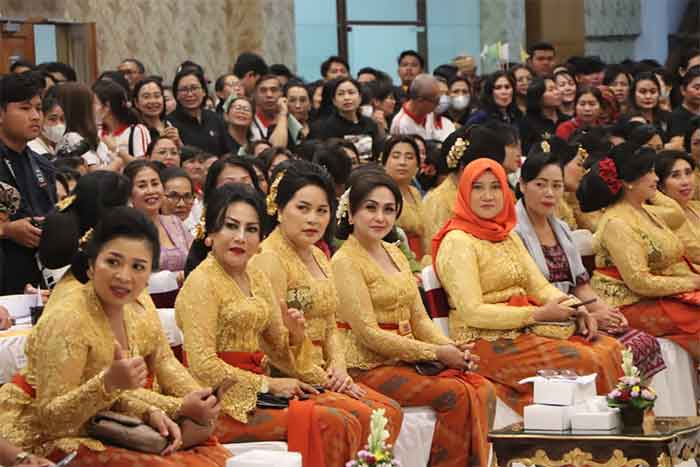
[87,411,168,454]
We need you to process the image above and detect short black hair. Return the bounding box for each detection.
[10,59,34,73]
[312,143,353,188]
[270,63,293,79]
[121,58,145,73]
[0,71,44,107]
[96,70,130,93]
[320,56,350,78]
[398,50,425,69]
[357,67,378,79]
[233,52,268,79]
[214,73,236,93]
[527,41,555,56]
[433,64,458,82]
[41,61,77,82]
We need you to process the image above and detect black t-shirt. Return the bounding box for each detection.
[669,105,698,139]
[309,112,380,160]
[0,142,57,293]
[519,111,571,156]
[166,107,232,156]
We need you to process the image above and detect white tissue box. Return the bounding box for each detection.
[520,374,598,406]
[523,404,574,431]
[572,409,621,430]
[227,450,302,467]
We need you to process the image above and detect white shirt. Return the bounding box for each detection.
[390,104,456,142]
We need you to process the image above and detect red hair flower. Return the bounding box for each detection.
[598,157,622,194]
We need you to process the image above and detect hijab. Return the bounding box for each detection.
[432,158,516,266]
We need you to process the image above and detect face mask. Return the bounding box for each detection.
[434,95,450,114]
[451,95,470,111]
[43,123,65,144]
[360,104,373,118]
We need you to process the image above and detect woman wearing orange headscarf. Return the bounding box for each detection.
[432,158,623,414]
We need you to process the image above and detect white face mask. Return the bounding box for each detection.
[434,95,450,114]
[451,95,470,111]
[43,123,66,144]
[360,104,374,118]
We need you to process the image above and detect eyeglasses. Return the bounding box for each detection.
[164,192,194,203]
[230,105,252,113]
[177,86,202,95]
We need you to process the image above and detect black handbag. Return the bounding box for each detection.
[414,360,447,376]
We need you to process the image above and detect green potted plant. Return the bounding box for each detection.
[607,347,657,429]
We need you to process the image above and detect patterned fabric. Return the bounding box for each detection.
[48,442,231,467]
[615,328,666,379]
[472,333,623,414]
[212,400,363,467]
[591,199,698,308]
[159,214,193,272]
[331,235,452,370]
[0,282,201,456]
[621,299,700,361]
[396,186,426,260]
[542,243,590,285]
[355,365,495,467]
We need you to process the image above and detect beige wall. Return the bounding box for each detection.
[1,0,296,83]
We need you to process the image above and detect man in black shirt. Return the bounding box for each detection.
[669,67,700,143]
[0,72,57,294]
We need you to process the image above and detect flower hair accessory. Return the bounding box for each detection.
[598,157,622,194]
[336,187,351,224]
[194,210,206,240]
[540,140,551,153]
[266,171,285,216]
[446,137,469,169]
[56,194,76,212]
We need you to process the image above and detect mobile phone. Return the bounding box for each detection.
[571,298,596,308]
[55,451,77,466]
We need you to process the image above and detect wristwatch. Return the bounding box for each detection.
[12,451,31,466]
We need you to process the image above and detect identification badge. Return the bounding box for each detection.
[398,320,412,336]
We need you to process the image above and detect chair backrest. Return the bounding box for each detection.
[421,265,450,318]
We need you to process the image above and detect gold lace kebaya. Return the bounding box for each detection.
[0,282,199,456]
[674,200,700,264]
[435,230,566,343]
[422,176,458,257]
[250,228,341,385]
[331,235,452,370]
[591,200,698,308]
[556,192,603,232]
[175,254,314,423]
[396,186,426,252]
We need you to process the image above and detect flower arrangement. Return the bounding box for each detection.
[346,409,399,467]
[607,347,657,411]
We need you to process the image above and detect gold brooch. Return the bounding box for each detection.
[577,146,589,161]
[266,171,285,216]
[447,137,469,169]
[287,286,312,312]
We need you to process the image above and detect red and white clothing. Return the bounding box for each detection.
[390,104,455,142]
[100,123,151,157]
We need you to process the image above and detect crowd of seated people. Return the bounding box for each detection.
[0,41,699,467]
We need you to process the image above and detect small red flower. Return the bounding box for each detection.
[598,157,622,194]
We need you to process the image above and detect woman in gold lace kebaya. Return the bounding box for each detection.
[580,145,700,359]
[421,125,507,259]
[250,160,403,444]
[381,135,426,260]
[332,167,494,467]
[175,183,361,467]
[432,158,623,414]
[655,150,700,264]
[0,207,231,466]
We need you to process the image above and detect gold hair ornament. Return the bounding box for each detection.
[194,210,206,240]
[447,137,469,169]
[56,194,76,212]
[541,140,551,153]
[577,146,589,161]
[266,171,286,216]
[336,187,351,224]
[79,228,93,250]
